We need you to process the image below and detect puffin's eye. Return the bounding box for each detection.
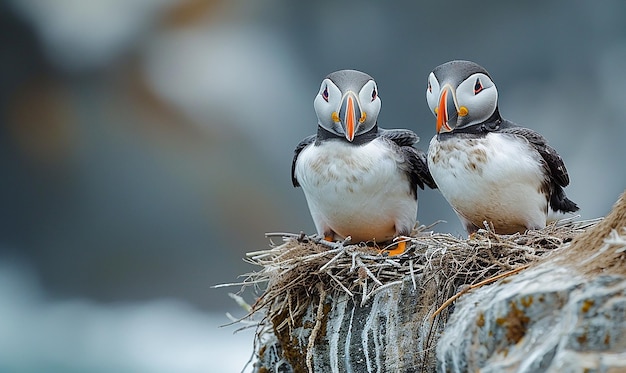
[474,78,483,94]
[428,81,432,93]
[322,86,329,102]
[371,88,377,101]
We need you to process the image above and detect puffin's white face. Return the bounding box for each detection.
[426,71,498,133]
[314,76,381,141]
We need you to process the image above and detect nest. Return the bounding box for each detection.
[228,217,600,372]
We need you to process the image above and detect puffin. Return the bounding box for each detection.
[292,69,436,255]
[425,60,579,235]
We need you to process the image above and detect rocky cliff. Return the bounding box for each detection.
[238,191,626,373]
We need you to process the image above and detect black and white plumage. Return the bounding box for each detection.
[426,60,578,234]
[292,70,436,250]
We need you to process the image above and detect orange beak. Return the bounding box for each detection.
[339,92,361,142]
[345,95,355,141]
[436,87,454,133]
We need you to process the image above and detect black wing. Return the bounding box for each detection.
[379,128,437,192]
[376,138,436,199]
[378,128,420,147]
[499,124,578,213]
[402,145,438,193]
[291,134,316,187]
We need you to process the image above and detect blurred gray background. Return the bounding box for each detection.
[1,0,625,371]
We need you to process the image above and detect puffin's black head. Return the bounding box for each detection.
[426,60,500,134]
[314,69,381,142]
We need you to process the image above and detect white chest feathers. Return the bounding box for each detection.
[294,138,417,242]
[428,133,549,233]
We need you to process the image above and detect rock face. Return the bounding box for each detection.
[259,275,448,373]
[438,266,626,372]
[251,192,626,373]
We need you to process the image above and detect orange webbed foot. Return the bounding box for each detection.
[382,236,410,257]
